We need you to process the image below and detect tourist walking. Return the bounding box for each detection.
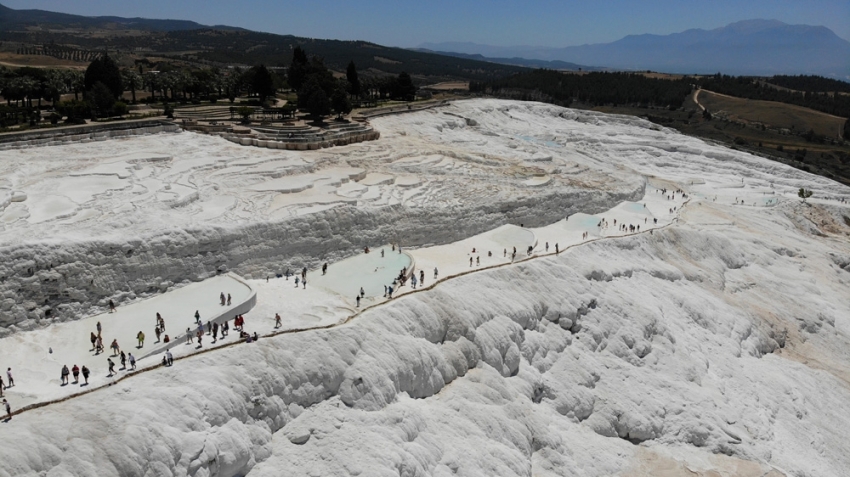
[213,322,219,341]
[322,263,328,275]
[111,339,120,356]
[60,365,69,385]
[72,365,80,384]
[186,327,192,344]
[109,300,116,313]
[81,366,89,385]
[155,325,161,343]
[107,358,116,377]
[227,294,232,306]
[356,295,361,307]
[360,287,365,298]
[0,376,4,396]
[96,321,102,336]
[222,320,229,337]
[275,313,282,328]
[420,270,425,286]
[166,350,173,366]
[96,336,104,354]
[194,310,200,323]
[3,399,10,420]
[120,351,127,370]
[90,332,97,351]
[220,292,226,306]
[136,331,145,348]
[128,353,136,370]
[434,267,438,279]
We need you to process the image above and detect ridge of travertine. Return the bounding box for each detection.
[0,99,848,476]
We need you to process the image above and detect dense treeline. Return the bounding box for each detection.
[695,74,850,118]
[470,70,693,109]
[288,47,417,120]
[1,46,418,128]
[767,75,850,93]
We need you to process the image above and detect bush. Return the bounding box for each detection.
[56,99,92,121]
[48,113,61,125]
[112,102,129,117]
[236,106,254,124]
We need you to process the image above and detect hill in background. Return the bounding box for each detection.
[421,20,850,78]
[0,3,525,81]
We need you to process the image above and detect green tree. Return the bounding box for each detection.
[121,70,142,103]
[346,61,360,97]
[247,64,275,103]
[331,84,352,119]
[288,46,309,91]
[236,106,254,124]
[84,55,122,100]
[798,188,813,202]
[299,78,330,119]
[88,81,116,118]
[394,72,417,101]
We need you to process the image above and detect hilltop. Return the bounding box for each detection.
[421,20,850,77]
[0,3,525,81]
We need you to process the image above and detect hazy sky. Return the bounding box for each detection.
[5,0,850,47]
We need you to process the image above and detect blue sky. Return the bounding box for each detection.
[5,0,849,47]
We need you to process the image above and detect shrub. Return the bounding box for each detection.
[113,102,129,117]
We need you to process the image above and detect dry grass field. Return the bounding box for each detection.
[422,81,469,91]
[0,53,87,69]
[697,89,846,139]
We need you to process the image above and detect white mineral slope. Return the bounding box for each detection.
[1,99,849,477]
[1,201,849,477]
[0,102,644,330]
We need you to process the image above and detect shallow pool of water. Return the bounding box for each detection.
[312,247,412,298]
[566,213,602,229]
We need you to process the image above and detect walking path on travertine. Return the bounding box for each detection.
[3,143,839,416]
[0,164,827,413]
[0,186,688,414]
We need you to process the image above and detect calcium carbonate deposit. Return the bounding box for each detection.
[0,99,848,477]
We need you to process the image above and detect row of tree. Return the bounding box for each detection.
[2,48,421,125]
[16,46,102,62]
[289,46,417,119]
[470,70,693,109]
[767,75,850,94]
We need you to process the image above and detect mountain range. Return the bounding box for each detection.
[419,20,850,77]
[2,3,847,79]
[0,3,240,31]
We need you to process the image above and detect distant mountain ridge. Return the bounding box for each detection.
[420,20,850,77]
[0,3,241,31]
[0,3,527,82]
[410,49,602,71]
